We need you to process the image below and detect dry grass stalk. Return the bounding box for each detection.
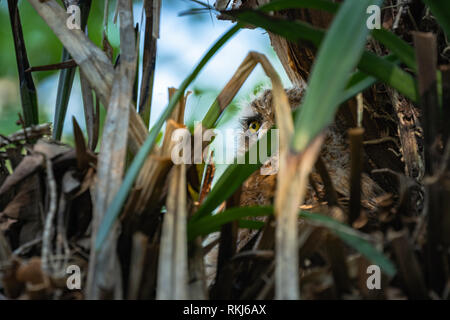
[196,50,300,298]
[157,164,188,299]
[0,231,11,264]
[133,89,189,214]
[274,136,324,299]
[199,50,321,299]
[207,50,325,299]
[389,230,428,299]
[86,0,136,299]
[41,156,58,278]
[27,0,149,154]
[188,237,208,299]
[138,0,162,125]
[127,232,149,300]
[349,127,364,225]
[243,53,299,300]
[80,71,99,151]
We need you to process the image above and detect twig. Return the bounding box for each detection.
[348,128,364,225]
[393,0,410,30]
[0,230,11,264]
[12,237,42,256]
[0,123,52,148]
[41,156,58,276]
[356,93,364,128]
[25,60,77,73]
[0,135,13,146]
[364,136,400,148]
[231,250,274,261]
[54,192,70,277]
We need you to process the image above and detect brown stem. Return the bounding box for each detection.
[348,127,364,225]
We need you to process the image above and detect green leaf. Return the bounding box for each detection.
[259,0,339,13]
[8,0,39,126]
[341,54,399,103]
[233,10,419,105]
[236,11,322,46]
[238,219,265,230]
[421,0,450,36]
[372,29,417,72]
[190,128,276,223]
[53,1,92,140]
[342,72,377,103]
[188,205,397,277]
[358,51,418,102]
[201,99,222,129]
[292,0,384,151]
[53,48,76,140]
[299,211,397,277]
[259,0,418,73]
[94,24,241,251]
[188,206,273,241]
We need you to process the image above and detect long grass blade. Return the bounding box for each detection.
[7,0,39,126]
[53,48,76,140]
[372,29,417,72]
[300,211,396,277]
[53,0,92,140]
[291,0,384,152]
[188,206,273,241]
[341,54,399,103]
[80,70,100,151]
[138,0,161,127]
[188,206,396,277]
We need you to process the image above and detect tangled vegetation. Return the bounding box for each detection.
[0,0,450,300]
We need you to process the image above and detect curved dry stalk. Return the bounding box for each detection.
[201,50,307,299]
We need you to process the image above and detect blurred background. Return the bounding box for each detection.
[0,0,290,141]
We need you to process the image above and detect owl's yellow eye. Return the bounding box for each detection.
[248,120,261,133]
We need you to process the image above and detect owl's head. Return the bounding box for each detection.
[239,86,304,139]
[234,86,304,162]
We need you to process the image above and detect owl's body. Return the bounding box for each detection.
[239,86,383,208]
[205,86,384,284]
